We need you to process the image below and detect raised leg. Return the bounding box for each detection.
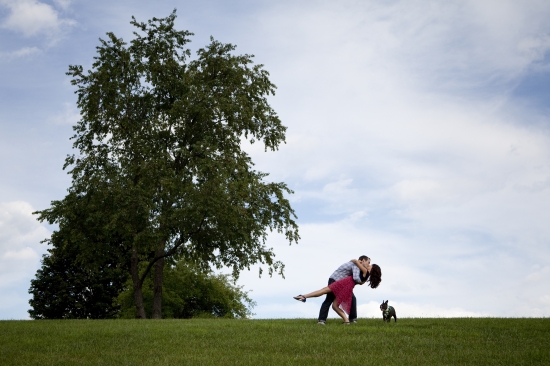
[302,286,332,299]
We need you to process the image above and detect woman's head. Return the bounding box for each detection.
[368,264,381,289]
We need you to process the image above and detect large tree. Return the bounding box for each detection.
[36,11,298,319]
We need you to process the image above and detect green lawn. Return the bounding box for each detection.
[1,318,548,365]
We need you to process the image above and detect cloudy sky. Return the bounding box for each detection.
[1,0,550,320]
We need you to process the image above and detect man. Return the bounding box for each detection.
[317,255,370,325]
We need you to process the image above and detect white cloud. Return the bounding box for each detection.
[525,266,550,283]
[50,102,80,125]
[0,46,40,60]
[0,201,50,287]
[393,179,443,205]
[0,0,75,38]
[239,0,550,239]
[539,295,550,306]
[53,0,71,11]
[3,247,39,261]
[322,178,352,193]
[0,289,33,319]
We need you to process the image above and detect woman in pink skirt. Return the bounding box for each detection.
[293,260,381,324]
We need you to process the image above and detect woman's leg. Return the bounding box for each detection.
[295,287,332,300]
[332,299,349,323]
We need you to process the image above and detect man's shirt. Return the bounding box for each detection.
[329,261,362,283]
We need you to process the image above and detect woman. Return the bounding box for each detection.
[293,260,382,324]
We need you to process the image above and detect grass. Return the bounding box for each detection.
[1,318,549,365]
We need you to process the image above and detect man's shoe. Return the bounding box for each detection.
[317,321,326,325]
[350,319,357,323]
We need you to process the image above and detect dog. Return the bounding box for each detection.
[380,300,397,322]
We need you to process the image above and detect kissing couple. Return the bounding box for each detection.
[294,255,381,324]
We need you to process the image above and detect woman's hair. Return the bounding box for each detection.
[368,264,381,289]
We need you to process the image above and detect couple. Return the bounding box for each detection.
[293,255,382,324]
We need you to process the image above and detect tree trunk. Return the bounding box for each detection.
[131,245,147,319]
[152,243,165,319]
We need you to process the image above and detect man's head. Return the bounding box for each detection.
[358,255,370,267]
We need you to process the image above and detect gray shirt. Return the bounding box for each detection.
[329,261,362,284]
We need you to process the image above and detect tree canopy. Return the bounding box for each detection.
[34,10,298,318]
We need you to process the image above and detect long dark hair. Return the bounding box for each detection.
[368,264,381,289]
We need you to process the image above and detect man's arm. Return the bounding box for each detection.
[351,259,368,275]
[351,262,362,283]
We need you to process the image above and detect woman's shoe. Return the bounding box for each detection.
[293,295,306,302]
[342,322,350,325]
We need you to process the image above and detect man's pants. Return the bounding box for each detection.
[317,278,357,322]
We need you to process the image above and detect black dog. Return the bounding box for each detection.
[380,300,397,322]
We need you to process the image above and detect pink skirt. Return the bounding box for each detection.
[328,276,356,315]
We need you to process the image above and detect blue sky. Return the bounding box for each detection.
[1,0,550,319]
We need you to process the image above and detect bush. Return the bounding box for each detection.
[28,244,127,319]
[116,261,255,319]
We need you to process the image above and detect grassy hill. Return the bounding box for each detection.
[1,318,548,365]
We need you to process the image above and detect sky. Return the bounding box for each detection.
[1,0,550,320]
